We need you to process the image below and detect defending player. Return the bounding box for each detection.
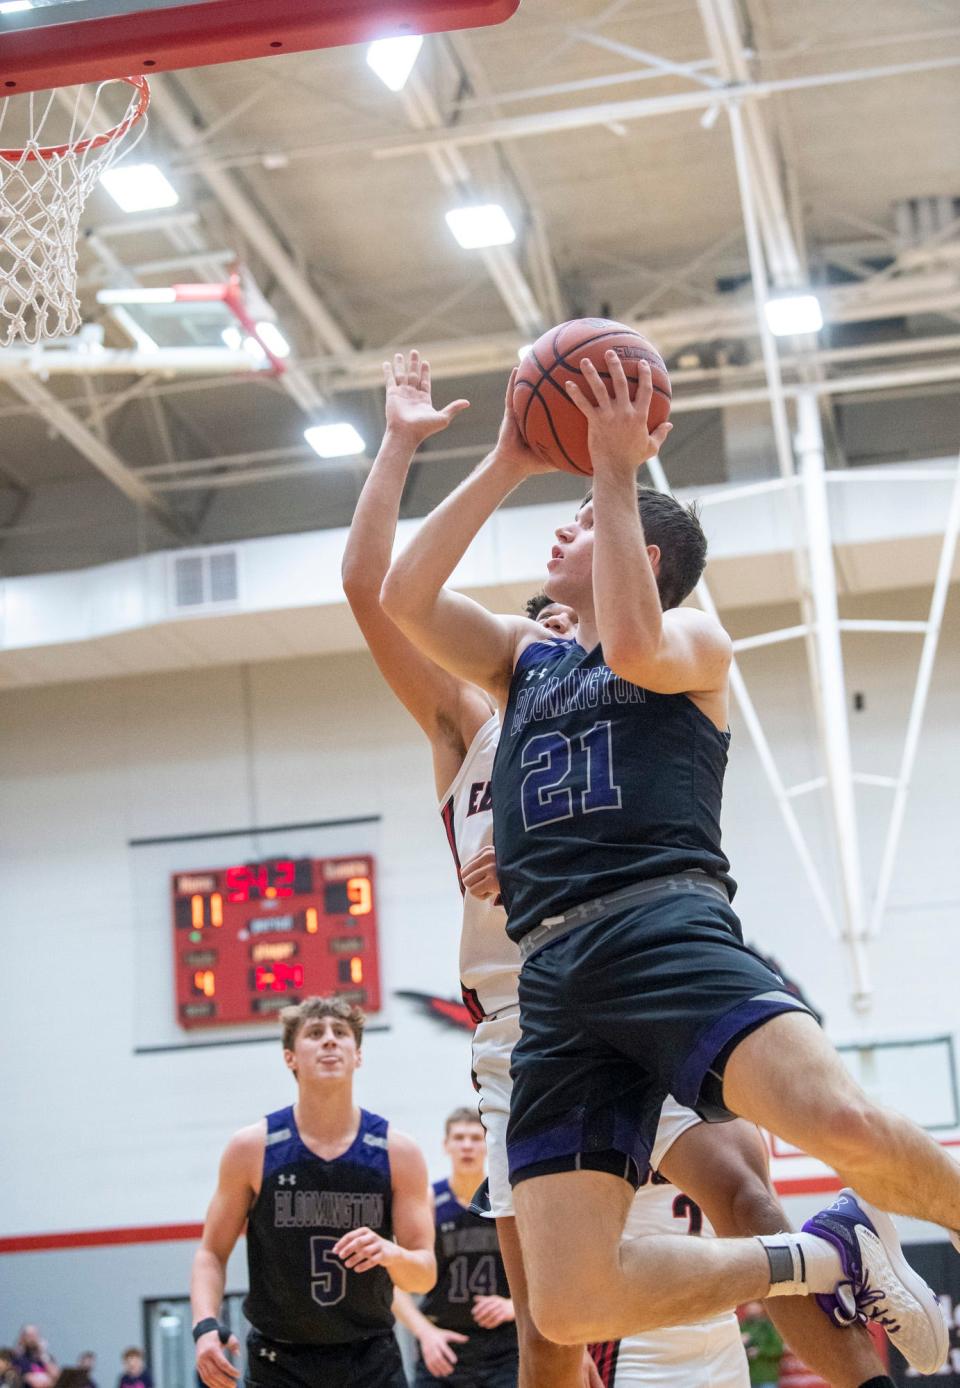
[588,1172,748,1387]
[380,352,960,1374]
[191,996,434,1388]
[345,353,895,1388]
[342,350,589,1388]
[394,1108,519,1386]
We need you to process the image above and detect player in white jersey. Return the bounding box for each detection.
[343,353,587,1388]
[588,1173,748,1387]
[343,352,890,1388]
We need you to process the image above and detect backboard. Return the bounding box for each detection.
[0,0,521,95]
[96,266,289,371]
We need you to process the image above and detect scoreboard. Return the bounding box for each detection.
[172,855,381,1029]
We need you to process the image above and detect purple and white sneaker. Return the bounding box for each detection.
[803,1189,948,1374]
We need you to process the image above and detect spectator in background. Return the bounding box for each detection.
[76,1354,97,1388]
[740,1302,783,1388]
[0,1349,23,1388]
[117,1350,152,1388]
[15,1329,57,1388]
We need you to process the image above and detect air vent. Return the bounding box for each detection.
[209,550,238,603]
[171,548,239,610]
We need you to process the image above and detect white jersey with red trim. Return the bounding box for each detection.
[439,714,520,1019]
[589,1175,749,1386]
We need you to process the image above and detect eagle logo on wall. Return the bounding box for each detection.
[394,990,476,1031]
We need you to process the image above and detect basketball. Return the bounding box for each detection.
[512,318,672,476]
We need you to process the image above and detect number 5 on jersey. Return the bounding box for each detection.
[310,1235,347,1306]
[521,720,622,830]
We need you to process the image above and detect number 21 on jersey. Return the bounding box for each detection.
[521,720,622,830]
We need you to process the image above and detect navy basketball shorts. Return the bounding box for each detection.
[506,879,815,1188]
[413,1338,518,1387]
[245,1328,407,1388]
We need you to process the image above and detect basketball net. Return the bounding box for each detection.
[0,76,149,347]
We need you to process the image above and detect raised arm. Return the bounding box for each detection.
[192,1125,261,1388]
[381,371,549,700]
[342,353,491,782]
[566,353,731,695]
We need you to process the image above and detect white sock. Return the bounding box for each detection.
[756,1231,844,1297]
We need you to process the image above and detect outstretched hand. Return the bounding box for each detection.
[565,350,672,476]
[383,350,469,443]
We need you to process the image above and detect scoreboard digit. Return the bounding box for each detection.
[171,856,381,1028]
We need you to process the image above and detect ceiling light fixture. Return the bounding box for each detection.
[366,35,423,91]
[255,321,291,359]
[97,287,177,305]
[304,423,366,459]
[764,293,824,337]
[446,204,516,250]
[99,162,179,213]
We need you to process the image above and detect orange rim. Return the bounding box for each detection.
[0,75,149,163]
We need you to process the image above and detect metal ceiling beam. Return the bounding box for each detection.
[166,55,960,175]
[868,454,960,937]
[645,455,840,942]
[4,375,187,534]
[697,0,802,286]
[722,78,871,1002]
[5,323,960,402]
[724,98,827,748]
[399,67,544,337]
[450,59,720,112]
[572,29,725,90]
[147,79,354,360]
[447,30,565,325]
[794,391,871,1005]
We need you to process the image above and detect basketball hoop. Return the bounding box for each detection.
[0,75,150,347]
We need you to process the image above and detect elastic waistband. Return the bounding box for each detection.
[518,871,729,963]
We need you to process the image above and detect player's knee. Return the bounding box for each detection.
[527,1279,601,1345]
[725,1169,786,1237]
[516,1317,582,1368]
[529,1301,589,1346]
[816,1098,888,1169]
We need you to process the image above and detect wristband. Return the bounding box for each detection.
[192,1320,230,1344]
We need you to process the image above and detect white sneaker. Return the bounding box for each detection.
[803,1189,948,1374]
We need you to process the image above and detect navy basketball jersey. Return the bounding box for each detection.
[418,1179,516,1347]
[492,640,735,942]
[243,1106,395,1346]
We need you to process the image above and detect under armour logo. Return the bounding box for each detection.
[258,1349,277,1363]
[278,1173,296,1186]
